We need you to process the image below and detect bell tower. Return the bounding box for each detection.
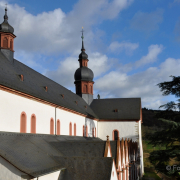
[0,7,16,62]
[74,28,94,105]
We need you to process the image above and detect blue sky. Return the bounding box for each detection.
[0,0,180,110]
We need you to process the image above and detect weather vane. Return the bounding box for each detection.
[81,27,84,40]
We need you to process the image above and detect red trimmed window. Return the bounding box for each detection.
[86,125,88,137]
[10,39,13,50]
[3,37,8,48]
[69,122,72,136]
[74,123,76,136]
[20,112,27,133]
[50,118,54,135]
[31,114,36,133]
[83,125,85,137]
[113,129,119,140]
[92,127,94,137]
[57,119,60,135]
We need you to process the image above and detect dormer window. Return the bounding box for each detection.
[44,86,48,92]
[19,74,23,81]
[61,94,64,98]
[75,101,78,105]
[114,109,118,112]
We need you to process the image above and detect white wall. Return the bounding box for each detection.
[0,89,54,134]
[138,121,144,176]
[56,108,87,136]
[0,156,29,180]
[85,118,97,137]
[97,121,138,141]
[0,89,97,137]
[110,160,118,180]
[37,170,61,180]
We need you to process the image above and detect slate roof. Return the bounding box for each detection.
[0,52,98,118]
[90,98,141,120]
[58,157,113,180]
[0,132,105,178]
[49,141,106,157]
[0,50,141,121]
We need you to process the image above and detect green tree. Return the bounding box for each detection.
[146,76,180,178]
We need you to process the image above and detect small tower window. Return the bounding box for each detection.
[3,37,8,48]
[83,85,88,93]
[31,114,36,134]
[92,127,94,137]
[57,119,60,135]
[20,112,27,133]
[95,127,96,137]
[90,86,93,94]
[50,118,54,135]
[10,39,13,50]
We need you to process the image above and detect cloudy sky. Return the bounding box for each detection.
[1,0,180,110]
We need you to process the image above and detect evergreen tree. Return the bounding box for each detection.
[146,76,180,178]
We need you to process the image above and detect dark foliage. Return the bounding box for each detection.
[145,76,180,178]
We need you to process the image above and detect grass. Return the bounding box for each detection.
[142,171,162,180]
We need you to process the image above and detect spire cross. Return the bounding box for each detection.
[81,27,84,40]
[5,3,7,10]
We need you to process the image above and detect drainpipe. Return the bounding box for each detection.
[55,106,57,135]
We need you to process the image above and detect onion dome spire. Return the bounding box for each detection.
[0,5,14,34]
[4,5,8,23]
[79,27,88,59]
[74,27,94,105]
[81,27,85,51]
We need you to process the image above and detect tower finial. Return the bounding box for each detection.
[4,4,8,22]
[81,27,85,51]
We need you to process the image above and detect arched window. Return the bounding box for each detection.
[3,37,8,48]
[86,125,88,137]
[74,123,76,136]
[50,118,54,135]
[20,112,27,133]
[92,127,94,137]
[31,114,36,133]
[83,125,85,137]
[90,86,93,94]
[77,85,81,94]
[95,127,96,137]
[69,122,72,136]
[10,39,13,50]
[57,119,60,135]
[83,84,87,93]
[113,129,119,140]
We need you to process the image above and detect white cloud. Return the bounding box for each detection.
[94,58,180,110]
[135,44,163,67]
[109,41,139,55]
[45,52,111,88]
[100,0,134,19]
[130,9,164,33]
[174,0,180,2]
[0,0,134,56]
